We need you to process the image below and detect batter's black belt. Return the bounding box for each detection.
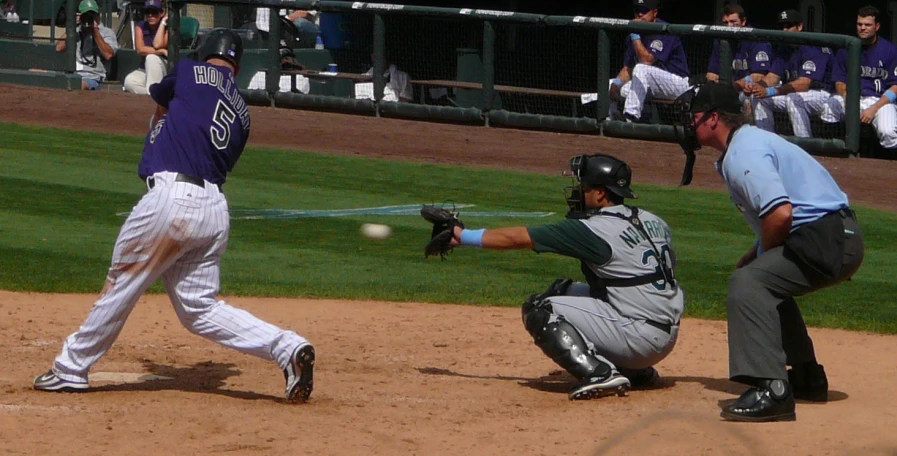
[147,173,222,192]
[644,319,679,334]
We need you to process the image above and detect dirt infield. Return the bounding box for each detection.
[1,86,896,454]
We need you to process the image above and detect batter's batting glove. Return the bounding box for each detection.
[420,204,465,260]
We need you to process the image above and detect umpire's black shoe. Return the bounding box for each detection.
[788,363,828,402]
[720,379,796,422]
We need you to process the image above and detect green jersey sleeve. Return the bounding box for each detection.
[527,219,612,265]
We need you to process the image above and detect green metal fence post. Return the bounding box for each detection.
[168,7,181,66]
[597,28,610,132]
[719,39,733,85]
[483,20,496,126]
[373,13,385,115]
[65,0,76,75]
[266,7,280,107]
[845,40,861,156]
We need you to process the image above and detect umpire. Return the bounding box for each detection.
[674,82,864,422]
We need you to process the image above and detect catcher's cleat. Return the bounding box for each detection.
[33,370,89,392]
[568,373,631,400]
[620,366,660,389]
[284,344,315,403]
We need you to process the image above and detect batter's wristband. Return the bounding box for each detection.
[630,33,641,41]
[886,91,897,103]
[612,78,622,87]
[744,76,753,83]
[766,87,777,97]
[459,229,485,247]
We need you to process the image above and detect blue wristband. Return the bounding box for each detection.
[886,91,897,103]
[459,229,485,247]
[744,76,753,83]
[766,87,777,97]
[630,33,641,41]
[612,78,623,87]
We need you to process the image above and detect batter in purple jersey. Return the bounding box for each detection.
[823,5,897,148]
[34,29,316,403]
[753,10,834,138]
[609,0,691,122]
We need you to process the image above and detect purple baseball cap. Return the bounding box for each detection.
[144,0,162,10]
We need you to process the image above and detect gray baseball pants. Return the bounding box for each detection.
[726,210,864,383]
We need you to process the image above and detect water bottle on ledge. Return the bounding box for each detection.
[315,34,324,50]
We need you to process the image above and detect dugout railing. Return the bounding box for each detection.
[0,0,863,156]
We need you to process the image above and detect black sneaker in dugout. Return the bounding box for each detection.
[788,363,828,402]
[33,370,89,392]
[284,344,315,402]
[568,373,631,400]
[720,379,796,422]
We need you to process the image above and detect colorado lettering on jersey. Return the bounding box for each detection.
[861,66,889,79]
[193,66,251,130]
[733,58,749,71]
[618,220,670,248]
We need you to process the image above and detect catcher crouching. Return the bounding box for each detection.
[421,154,684,400]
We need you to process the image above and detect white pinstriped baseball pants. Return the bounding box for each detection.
[623,64,691,118]
[754,90,831,137]
[52,172,309,383]
[822,95,897,148]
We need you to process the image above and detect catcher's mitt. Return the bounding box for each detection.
[420,204,465,260]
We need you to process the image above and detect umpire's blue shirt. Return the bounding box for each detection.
[717,126,848,239]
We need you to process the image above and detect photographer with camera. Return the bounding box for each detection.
[123,0,169,95]
[55,0,119,90]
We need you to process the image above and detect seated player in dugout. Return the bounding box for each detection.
[608,0,690,122]
[429,154,683,400]
[751,9,835,138]
[704,2,773,105]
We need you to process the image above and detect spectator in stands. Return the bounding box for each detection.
[823,5,897,149]
[255,7,319,49]
[705,3,773,102]
[123,0,169,95]
[608,0,690,122]
[751,10,834,138]
[55,0,119,91]
[355,51,413,103]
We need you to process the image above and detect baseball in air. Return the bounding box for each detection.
[360,223,392,240]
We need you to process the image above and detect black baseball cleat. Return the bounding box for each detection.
[788,363,828,402]
[620,366,660,389]
[721,379,796,422]
[284,344,315,403]
[569,373,631,400]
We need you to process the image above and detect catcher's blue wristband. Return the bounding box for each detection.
[766,87,777,97]
[886,90,897,103]
[460,229,485,247]
[630,33,641,41]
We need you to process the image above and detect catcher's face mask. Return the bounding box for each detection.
[563,154,588,213]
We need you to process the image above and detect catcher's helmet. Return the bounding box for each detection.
[564,154,636,213]
[569,154,636,199]
[193,28,243,69]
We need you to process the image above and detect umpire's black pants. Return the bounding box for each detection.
[726,210,864,383]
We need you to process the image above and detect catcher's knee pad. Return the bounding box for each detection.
[521,278,573,324]
[530,316,612,381]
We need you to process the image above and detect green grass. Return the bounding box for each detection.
[2,122,896,333]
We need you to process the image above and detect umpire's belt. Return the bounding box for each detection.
[147,173,222,192]
[644,319,678,334]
